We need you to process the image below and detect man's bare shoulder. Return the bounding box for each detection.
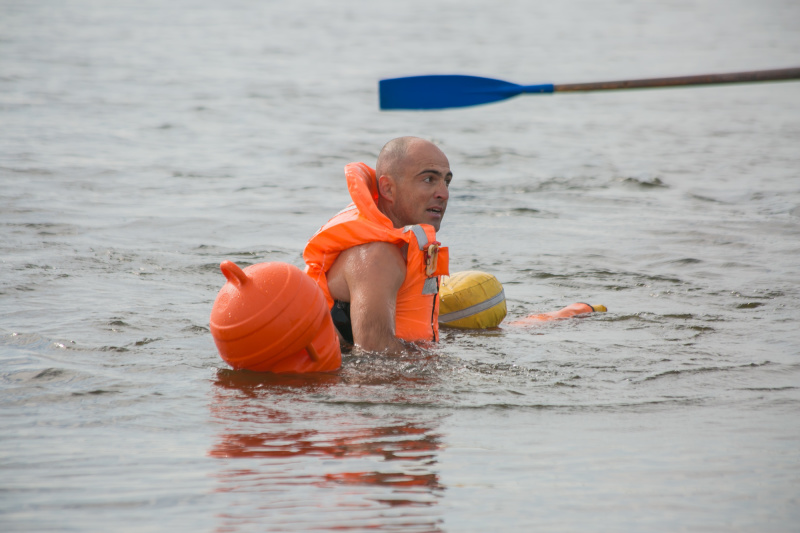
[327,242,406,302]
[343,241,404,265]
[341,242,406,287]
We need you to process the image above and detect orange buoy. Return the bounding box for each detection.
[507,302,607,325]
[209,261,341,373]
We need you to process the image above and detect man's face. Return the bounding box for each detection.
[392,142,452,231]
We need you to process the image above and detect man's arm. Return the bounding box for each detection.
[327,241,408,353]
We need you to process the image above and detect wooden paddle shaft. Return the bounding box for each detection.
[554,67,800,92]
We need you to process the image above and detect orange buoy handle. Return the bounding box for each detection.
[220,260,249,287]
[306,343,320,362]
[508,302,606,325]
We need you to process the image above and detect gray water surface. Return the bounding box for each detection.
[2,0,799,531]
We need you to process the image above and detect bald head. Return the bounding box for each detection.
[376,137,444,182]
[374,136,452,230]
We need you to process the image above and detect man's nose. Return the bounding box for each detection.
[435,180,449,200]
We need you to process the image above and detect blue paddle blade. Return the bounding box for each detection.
[379,75,554,110]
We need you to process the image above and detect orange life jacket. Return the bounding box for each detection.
[303,162,449,342]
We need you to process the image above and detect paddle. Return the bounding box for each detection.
[379,67,800,110]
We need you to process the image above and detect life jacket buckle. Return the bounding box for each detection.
[425,243,440,276]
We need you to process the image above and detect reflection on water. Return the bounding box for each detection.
[209,369,445,532]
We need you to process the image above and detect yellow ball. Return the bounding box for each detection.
[439,271,507,329]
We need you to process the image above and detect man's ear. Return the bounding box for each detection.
[377,175,395,202]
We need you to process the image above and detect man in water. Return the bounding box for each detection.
[303,137,452,354]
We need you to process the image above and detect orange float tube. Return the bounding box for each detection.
[507,302,607,325]
[209,261,341,373]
